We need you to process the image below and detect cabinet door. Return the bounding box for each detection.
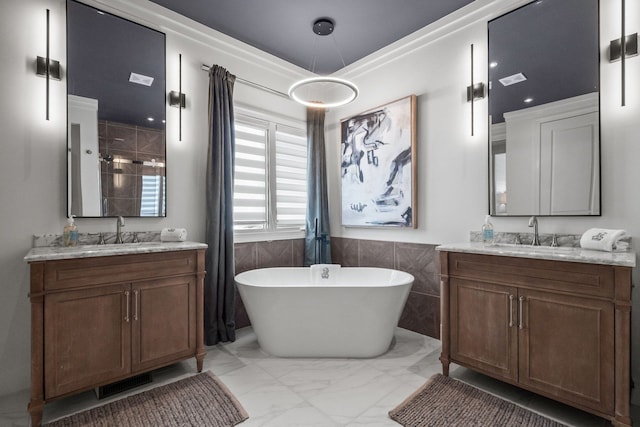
[44,283,131,398]
[131,276,196,373]
[519,289,614,414]
[450,278,518,382]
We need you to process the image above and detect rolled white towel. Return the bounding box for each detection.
[615,240,630,251]
[579,228,627,252]
[160,228,187,242]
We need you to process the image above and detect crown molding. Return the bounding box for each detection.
[76,0,311,84]
[335,0,531,80]
[72,0,535,91]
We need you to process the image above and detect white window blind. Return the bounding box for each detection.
[233,115,307,234]
[140,175,165,216]
[234,120,268,230]
[275,125,307,228]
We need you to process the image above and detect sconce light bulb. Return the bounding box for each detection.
[524,97,533,103]
[147,117,154,122]
[490,62,498,68]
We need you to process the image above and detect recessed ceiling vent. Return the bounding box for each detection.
[129,72,154,87]
[499,72,527,87]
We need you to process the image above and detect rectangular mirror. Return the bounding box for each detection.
[67,0,166,217]
[488,0,600,216]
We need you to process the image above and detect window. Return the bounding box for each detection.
[140,175,166,216]
[233,114,307,235]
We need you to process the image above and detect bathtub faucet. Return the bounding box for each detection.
[321,267,330,279]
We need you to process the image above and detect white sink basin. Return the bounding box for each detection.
[491,243,574,252]
[100,241,163,247]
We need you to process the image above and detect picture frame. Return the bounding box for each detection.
[340,95,417,228]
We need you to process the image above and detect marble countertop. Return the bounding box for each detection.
[437,242,636,267]
[24,241,208,262]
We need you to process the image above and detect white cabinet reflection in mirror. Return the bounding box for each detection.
[491,93,599,216]
[68,95,102,216]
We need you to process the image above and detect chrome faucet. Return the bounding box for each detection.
[528,216,540,246]
[115,216,125,244]
[321,267,330,279]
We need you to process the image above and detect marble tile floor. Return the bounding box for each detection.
[0,327,634,426]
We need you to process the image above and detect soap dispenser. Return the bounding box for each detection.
[482,215,494,245]
[63,216,78,247]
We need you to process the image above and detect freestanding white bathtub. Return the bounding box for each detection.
[235,266,413,358]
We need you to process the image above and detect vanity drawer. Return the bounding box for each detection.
[447,252,614,299]
[44,251,197,291]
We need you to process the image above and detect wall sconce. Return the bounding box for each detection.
[36,9,61,120]
[169,53,186,141]
[466,43,486,136]
[609,33,638,61]
[608,0,638,106]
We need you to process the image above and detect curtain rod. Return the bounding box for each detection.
[200,64,290,99]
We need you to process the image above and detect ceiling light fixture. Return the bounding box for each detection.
[288,18,358,109]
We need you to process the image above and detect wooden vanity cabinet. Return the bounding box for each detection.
[28,249,206,427]
[440,251,632,427]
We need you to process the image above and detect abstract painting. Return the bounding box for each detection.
[341,95,417,227]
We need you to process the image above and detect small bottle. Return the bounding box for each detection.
[63,216,79,247]
[482,215,494,245]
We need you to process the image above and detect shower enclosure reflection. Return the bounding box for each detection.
[67,0,166,217]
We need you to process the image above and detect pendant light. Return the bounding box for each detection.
[288,18,358,109]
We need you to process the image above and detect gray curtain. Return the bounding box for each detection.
[304,107,332,266]
[204,65,236,345]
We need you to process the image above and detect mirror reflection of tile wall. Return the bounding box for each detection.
[99,121,166,216]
